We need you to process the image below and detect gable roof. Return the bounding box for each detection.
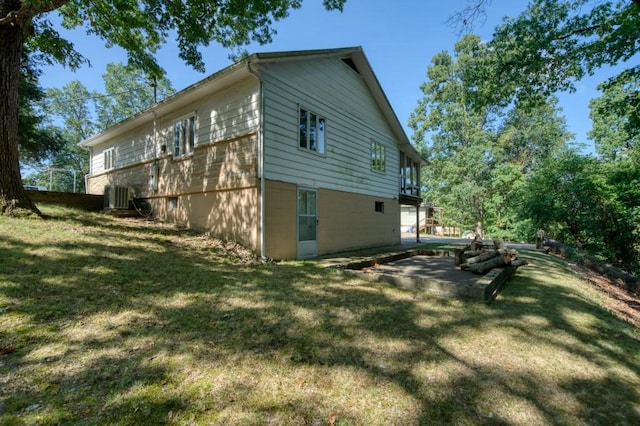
[79,47,425,164]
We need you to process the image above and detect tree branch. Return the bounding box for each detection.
[553,24,608,41]
[446,0,492,35]
[0,0,68,26]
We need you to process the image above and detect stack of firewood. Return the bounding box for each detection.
[455,237,528,274]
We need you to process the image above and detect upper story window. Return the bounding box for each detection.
[299,107,325,154]
[103,148,115,171]
[174,114,196,159]
[371,141,386,172]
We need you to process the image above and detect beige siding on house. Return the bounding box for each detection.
[87,134,258,197]
[88,77,260,178]
[317,188,399,255]
[149,187,260,253]
[264,180,298,260]
[262,180,399,260]
[87,134,260,253]
[257,57,400,199]
[83,51,412,259]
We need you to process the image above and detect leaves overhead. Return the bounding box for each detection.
[488,0,640,104]
[2,0,347,76]
[47,0,343,75]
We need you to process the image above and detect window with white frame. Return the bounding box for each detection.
[103,148,115,171]
[174,114,196,158]
[371,141,386,172]
[299,107,326,154]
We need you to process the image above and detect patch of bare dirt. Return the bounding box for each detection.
[573,263,640,328]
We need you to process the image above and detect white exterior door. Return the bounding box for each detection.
[297,188,318,258]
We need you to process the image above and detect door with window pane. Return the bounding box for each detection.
[297,188,318,258]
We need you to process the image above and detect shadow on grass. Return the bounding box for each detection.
[1,209,639,424]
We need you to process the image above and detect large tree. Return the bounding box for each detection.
[410,34,574,239]
[409,35,501,235]
[96,63,174,128]
[0,0,347,215]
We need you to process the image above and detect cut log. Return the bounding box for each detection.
[534,248,551,254]
[510,259,529,267]
[463,250,485,258]
[464,249,503,265]
[492,238,506,249]
[465,254,512,274]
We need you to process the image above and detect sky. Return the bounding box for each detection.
[38,0,632,153]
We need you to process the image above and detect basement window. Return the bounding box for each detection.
[167,197,178,211]
[375,201,384,213]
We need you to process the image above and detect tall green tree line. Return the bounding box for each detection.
[412,0,640,269]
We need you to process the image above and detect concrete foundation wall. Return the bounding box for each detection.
[27,190,103,211]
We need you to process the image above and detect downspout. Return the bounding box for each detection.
[151,108,158,192]
[151,76,159,194]
[247,60,266,259]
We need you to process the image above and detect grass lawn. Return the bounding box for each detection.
[1,205,639,425]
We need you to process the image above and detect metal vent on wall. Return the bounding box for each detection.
[104,185,130,209]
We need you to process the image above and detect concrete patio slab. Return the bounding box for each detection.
[324,249,517,302]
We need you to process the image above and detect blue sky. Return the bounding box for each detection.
[39,0,630,152]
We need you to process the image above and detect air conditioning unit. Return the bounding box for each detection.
[104,185,130,209]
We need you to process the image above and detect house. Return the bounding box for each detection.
[401,204,439,234]
[79,47,425,259]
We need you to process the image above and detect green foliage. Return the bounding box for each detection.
[22,63,175,193]
[3,0,347,212]
[18,52,65,166]
[410,35,499,233]
[411,1,639,267]
[48,0,346,75]
[410,35,571,238]
[601,149,640,265]
[522,149,601,248]
[488,0,640,104]
[484,163,526,239]
[589,73,640,161]
[497,97,573,173]
[96,63,174,128]
[521,148,639,266]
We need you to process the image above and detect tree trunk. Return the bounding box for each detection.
[0,3,40,215]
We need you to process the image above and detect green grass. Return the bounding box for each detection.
[1,204,639,425]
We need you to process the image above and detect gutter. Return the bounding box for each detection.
[246,60,267,260]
